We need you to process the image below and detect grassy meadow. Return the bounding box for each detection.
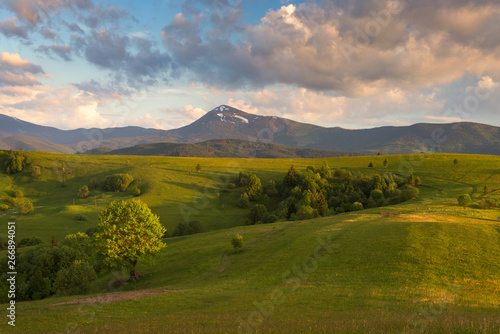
[0,151,499,333]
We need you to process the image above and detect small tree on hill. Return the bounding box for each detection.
[246,174,262,201]
[94,200,167,281]
[368,161,374,168]
[457,194,472,209]
[31,165,41,178]
[453,159,458,166]
[383,159,388,168]
[231,233,243,253]
[78,186,90,198]
[483,185,490,195]
[17,198,34,214]
[196,164,201,172]
[5,148,25,174]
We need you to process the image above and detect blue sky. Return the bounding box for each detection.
[0,0,499,130]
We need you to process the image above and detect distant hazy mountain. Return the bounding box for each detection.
[83,138,358,159]
[0,114,162,145]
[1,105,500,155]
[0,135,73,153]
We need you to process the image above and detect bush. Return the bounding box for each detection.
[0,204,9,212]
[5,149,25,174]
[296,205,318,220]
[131,187,141,197]
[238,196,250,208]
[457,194,472,208]
[351,202,364,211]
[78,186,90,198]
[7,198,16,206]
[14,190,24,198]
[262,213,278,224]
[248,204,268,224]
[231,234,243,253]
[102,174,134,192]
[480,198,497,209]
[18,236,44,248]
[402,186,419,201]
[85,227,98,237]
[368,161,374,168]
[75,214,89,221]
[172,221,203,237]
[31,165,41,178]
[17,198,34,214]
[246,174,262,201]
[54,260,97,296]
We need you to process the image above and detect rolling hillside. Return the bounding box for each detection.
[0,151,499,332]
[84,138,359,159]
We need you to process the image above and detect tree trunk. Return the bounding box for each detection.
[128,261,138,281]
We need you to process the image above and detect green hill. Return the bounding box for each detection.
[84,138,359,159]
[0,151,499,333]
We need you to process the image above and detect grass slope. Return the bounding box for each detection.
[0,151,499,333]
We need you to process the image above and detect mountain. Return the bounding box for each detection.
[0,114,162,145]
[83,138,359,159]
[0,135,73,153]
[1,105,500,155]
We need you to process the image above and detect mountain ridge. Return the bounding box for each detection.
[1,105,500,155]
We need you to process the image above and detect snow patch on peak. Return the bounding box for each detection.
[217,105,229,112]
[232,114,249,124]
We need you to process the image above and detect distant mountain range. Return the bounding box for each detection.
[1,105,500,156]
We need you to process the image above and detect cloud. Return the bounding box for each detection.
[40,26,58,39]
[36,44,72,61]
[0,17,28,39]
[162,1,500,96]
[160,104,207,128]
[2,0,93,25]
[0,52,45,86]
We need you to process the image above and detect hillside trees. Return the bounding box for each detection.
[102,174,134,192]
[5,148,26,174]
[457,194,472,209]
[94,200,166,281]
[240,165,421,224]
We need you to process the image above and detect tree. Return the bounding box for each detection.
[246,174,262,201]
[5,148,25,174]
[457,194,472,209]
[483,185,491,195]
[78,185,90,198]
[284,165,299,188]
[94,200,167,281]
[17,198,34,214]
[248,204,268,224]
[31,165,41,178]
[383,159,388,168]
[453,159,458,166]
[368,161,374,168]
[102,174,134,192]
[53,260,97,296]
[196,164,201,172]
[231,234,243,253]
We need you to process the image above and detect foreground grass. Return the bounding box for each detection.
[0,152,499,333]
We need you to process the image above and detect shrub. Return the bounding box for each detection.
[196,164,201,172]
[368,161,374,168]
[54,260,97,296]
[17,198,34,214]
[238,196,250,208]
[296,205,318,220]
[248,204,268,224]
[172,221,203,236]
[78,186,90,198]
[457,194,472,208]
[262,213,278,224]
[7,198,16,206]
[31,165,42,178]
[402,186,419,201]
[18,236,44,248]
[74,214,89,221]
[5,149,25,174]
[246,174,263,201]
[14,190,24,198]
[131,187,141,197]
[85,227,98,237]
[480,198,497,209]
[231,234,243,253]
[0,204,9,212]
[102,174,134,192]
[351,202,364,211]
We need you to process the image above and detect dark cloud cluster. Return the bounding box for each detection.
[0,18,28,39]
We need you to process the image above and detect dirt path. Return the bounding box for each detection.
[50,289,178,306]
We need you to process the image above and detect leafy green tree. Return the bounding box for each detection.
[94,200,167,281]
[17,198,34,214]
[402,186,419,201]
[383,159,388,168]
[172,221,203,236]
[284,165,299,188]
[5,148,25,174]
[457,194,472,209]
[102,174,134,192]
[231,234,243,253]
[483,185,490,195]
[351,202,364,211]
[53,260,97,296]
[18,236,43,248]
[248,204,268,224]
[368,161,374,168]
[78,185,90,198]
[312,191,328,216]
[453,159,458,166]
[246,174,262,201]
[0,204,8,212]
[31,165,41,178]
[196,163,201,172]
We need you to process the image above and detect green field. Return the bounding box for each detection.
[0,152,499,333]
